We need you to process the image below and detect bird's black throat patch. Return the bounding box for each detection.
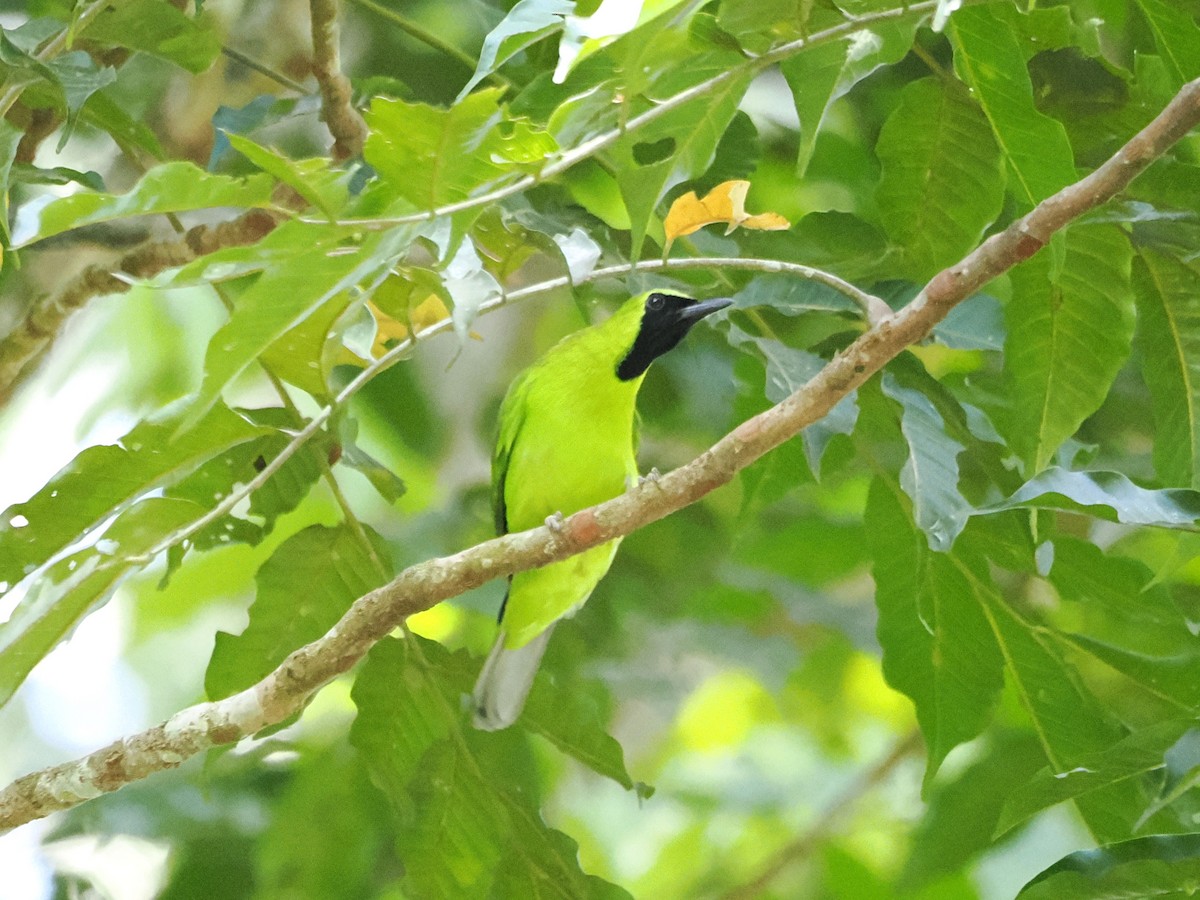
[616,293,702,380]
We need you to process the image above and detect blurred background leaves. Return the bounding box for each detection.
[1,0,1199,898]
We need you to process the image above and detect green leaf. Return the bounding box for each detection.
[866,479,1004,782]
[11,161,274,247]
[79,90,166,160]
[614,67,751,258]
[0,404,267,600]
[225,132,347,218]
[780,41,851,179]
[932,293,1005,351]
[1135,249,1200,488]
[0,497,204,707]
[781,20,918,177]
[9,163,105,191]
[997,718,1197,838]
[522,671,635,792]
[44,51,118,150]
[335,418,406,505]
[351,638,631,899]
[903,730,1047,890]
[459,0,572,98]
[732,273,860,317]
[1003,224,1134,471]
[81,0,222,73]
[949,4,1077,206]
[1136,0,1200,87]
[725,321,857,473]
[1018,834,1200,899]
[985,467,1200,530]
[183,226,414,430]
[976,576,1124,786]
[1048,537,1197,660]
[364,91,558,210]
[874,77,1004,280]
[881,374,971,551]
[350,637,463,796]
[206,523,390,700]
[0,118,22,244]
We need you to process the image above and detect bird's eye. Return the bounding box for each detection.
[647,294,665,311]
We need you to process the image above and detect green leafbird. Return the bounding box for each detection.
[473,290,732,730]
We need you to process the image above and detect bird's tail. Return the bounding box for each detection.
[472,626,555,731]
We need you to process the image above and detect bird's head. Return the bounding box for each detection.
[610,291,732,381]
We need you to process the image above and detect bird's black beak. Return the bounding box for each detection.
[678,297,733,323]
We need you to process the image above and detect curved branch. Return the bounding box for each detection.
[310,0,368,160]
[1,76,1198,832]
[720,731,922,900]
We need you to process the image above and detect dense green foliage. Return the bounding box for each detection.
[1,0,1199,897]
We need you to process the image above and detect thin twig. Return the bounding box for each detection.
[222,46,309,95]
[1,75,1196,831]
[309,0,367,160]
[314,0,957,230]
[348,0,483,76]
[719,731,923,900]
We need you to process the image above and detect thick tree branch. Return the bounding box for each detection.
[0,209,281,404]
[1,76,1197,834]
[309,0,367,160]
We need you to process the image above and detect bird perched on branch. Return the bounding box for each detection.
[472,290,731,730]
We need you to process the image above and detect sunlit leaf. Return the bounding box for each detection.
[81,0,222,73]
[183,226,415,430]
[225,132,348,218]
[0,497,205,707]
[11,161,275,247]
[0,404,267,602]
[663,180,789,254]
[365,91,558,210]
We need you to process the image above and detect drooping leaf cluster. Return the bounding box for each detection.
[2,0,1200,896]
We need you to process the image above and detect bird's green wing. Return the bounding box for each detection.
[491,366,532,537]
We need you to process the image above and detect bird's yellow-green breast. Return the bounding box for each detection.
[474,290,731,728]
[491,291,733,648]
[493,297,649,648]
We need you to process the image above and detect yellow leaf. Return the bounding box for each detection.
[366,293,480,360]
[662,179,790,254]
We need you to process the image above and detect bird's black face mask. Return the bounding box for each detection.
[616,293,732,381]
